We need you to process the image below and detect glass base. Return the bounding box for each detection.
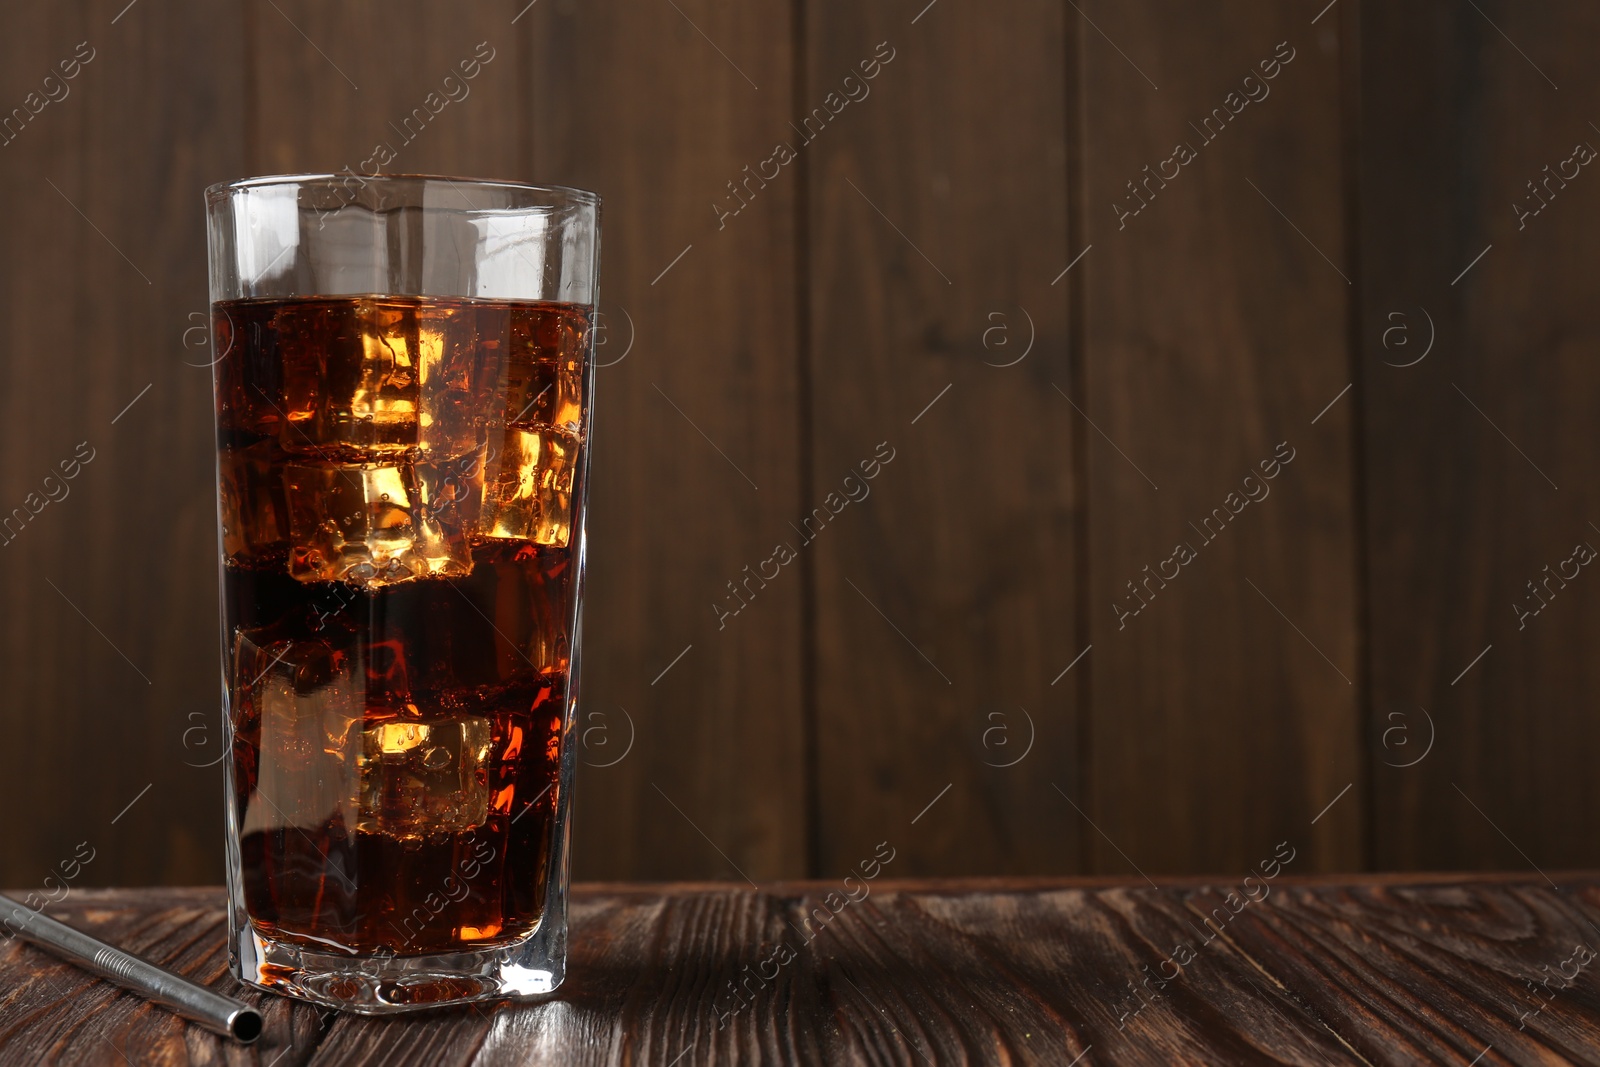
[233,923,565,1014]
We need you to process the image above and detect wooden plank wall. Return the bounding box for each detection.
[805,0,1080,876]
[1081,4,1362,874]
[526,0,808,881]
[0,0,244,888]
[0,0,1594,890]
[1359,0,1600,871]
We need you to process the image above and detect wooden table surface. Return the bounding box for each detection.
[3,875,1600,1065]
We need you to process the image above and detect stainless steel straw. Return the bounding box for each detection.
[1,894,262,1043]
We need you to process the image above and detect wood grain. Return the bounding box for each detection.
[804,0,1080,876]
[1078,0,1364,873]
[252,0,527,180]
[0,0,244,890]
[1359,0,1600,872]
[1220,879,1600,1065]
[528,0,807,881]
[6,877,1600,1065]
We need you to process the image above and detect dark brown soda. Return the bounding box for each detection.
[213,295,589,956]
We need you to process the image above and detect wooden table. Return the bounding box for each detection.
[3,876,1599,1065]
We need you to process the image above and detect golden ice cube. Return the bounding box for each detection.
[504,305,586,435]
[284,458,475,587]
[504,356,583,434]
[358,717,493,838]
[416,309,492,458]
[481,428,579,546]
[413,448,486,578]
[277,299,420,456]
[370,721,428,754]
[285,461,421,586]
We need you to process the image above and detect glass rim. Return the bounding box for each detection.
[203,172,600,209]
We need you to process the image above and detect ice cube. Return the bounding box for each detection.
[283,457,480,588]
[358,716,493,839]
[218,439,289,562]
[416,306,494,458]
[277,299,420,457]
[271,299,494,460]
[503,318,584,436]
[481,428,580,547]
[286,460,423,586]
[414,446,487,576]
[234,631,363,837]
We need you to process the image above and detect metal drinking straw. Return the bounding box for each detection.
[0,894,262,1043]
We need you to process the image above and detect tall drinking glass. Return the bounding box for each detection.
[204,175,598,1012]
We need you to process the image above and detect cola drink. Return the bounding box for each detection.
[214,295,589,956]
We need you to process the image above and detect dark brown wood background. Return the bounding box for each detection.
[0,0,1592,888]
